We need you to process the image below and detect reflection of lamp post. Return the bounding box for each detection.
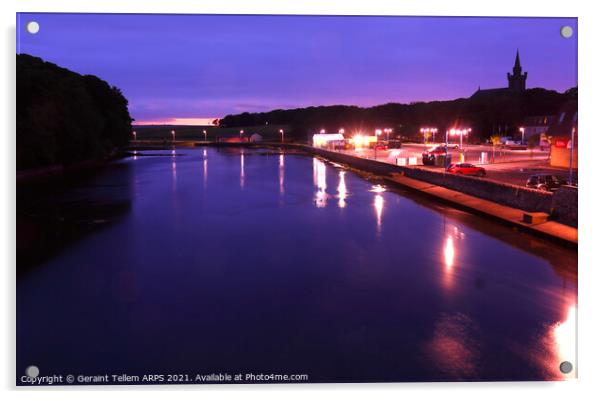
[279,129,284,143]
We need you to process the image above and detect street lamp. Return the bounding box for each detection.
[374,129,382,160]
[171,130,175,141]
[519,127,525,144]
[449,128,470,150]
[420,127,438,145]
[203,129,207,141]
[279,129,284,143]
[132,131,137,141]
[320,129,326,134]
[569,126,575,185]
[240,130,244,141]
[384,128,392,141]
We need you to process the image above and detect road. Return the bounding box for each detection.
[335,143,575,187]
[342,143,549,165]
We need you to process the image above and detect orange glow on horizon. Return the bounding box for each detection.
[134,117,219,126]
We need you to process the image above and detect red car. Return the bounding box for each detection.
[447,163,486,177]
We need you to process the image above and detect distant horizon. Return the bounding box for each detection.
[129,83,577,127]
[18,14,577,122]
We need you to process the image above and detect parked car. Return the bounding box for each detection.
[375,142,388,151]
[526,174,567,192]
[446,163,486,177]
[387,139,402,149]
[422,146,447,165]
[447,144,460,149]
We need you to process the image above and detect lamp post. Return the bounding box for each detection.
[374,129,382,160]
[519,127,525,144]
[203,129,207,141]
[569,126,575,185]
[171,130,175,142]
[240,129,244,142]
[279,129,284,143]
[384,128,392,141]
[132,131,137,141]
[420,127,438,146]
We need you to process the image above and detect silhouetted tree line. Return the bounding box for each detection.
[17,54,133,170]
[220,87,576,142]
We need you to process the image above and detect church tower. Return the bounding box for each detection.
[507,50,527,92]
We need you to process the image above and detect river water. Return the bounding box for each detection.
[16,146,577,383]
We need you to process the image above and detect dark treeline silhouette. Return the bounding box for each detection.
[17,54,133,170]
[220,87,576,142]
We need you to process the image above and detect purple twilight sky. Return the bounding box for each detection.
[17,13,577,124]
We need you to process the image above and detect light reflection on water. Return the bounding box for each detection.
[313,158,327,208]
[337,171,347,208]
[240,149,245,189]
[17,147,577,383]
[279,154,285,195]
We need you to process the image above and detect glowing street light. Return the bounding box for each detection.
[203,129,207,141]
[420,127,438,145]
[239,129,244,142]
[171,130,175,141]
[339,128,345,134]
[448,127,470,150]
[132,131,137,141]
[384,128,392,141]
[374,129,382,160]
[320,129,326,134]
[519,126,525,144]
[279,128,284,143]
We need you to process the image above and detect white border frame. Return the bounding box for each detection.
[2,1,601,398]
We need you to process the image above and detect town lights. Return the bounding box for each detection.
[384,128,392,141]
[339,128,345,134]
[132,131,137,140]
[448,127,471,150]
[171,130,175,141]
[320,129,326,134]
[374,129,383,160]
[519,126,525,144]
[279,129,284,142]
[420,127,438,144]
[352,134,373,149]
[203,130,207,141]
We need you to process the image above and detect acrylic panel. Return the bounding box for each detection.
[16,13,578,385]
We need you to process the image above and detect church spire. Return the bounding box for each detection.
[507,50,527,92]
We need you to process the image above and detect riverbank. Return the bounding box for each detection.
[16,149,123,186]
